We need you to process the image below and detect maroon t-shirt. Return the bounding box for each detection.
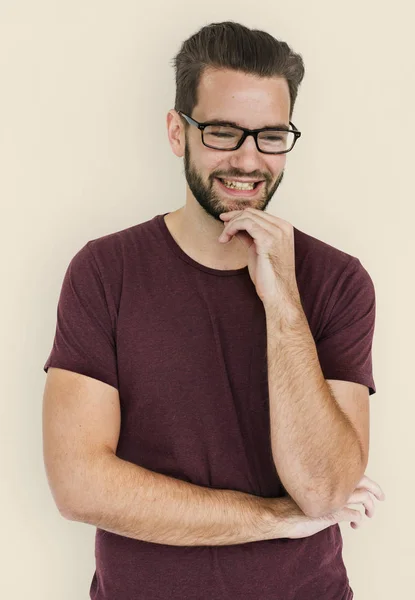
[44,212,376,600]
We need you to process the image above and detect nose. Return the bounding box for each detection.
[229,133,264,173]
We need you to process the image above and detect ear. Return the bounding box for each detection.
[166,110,186,158]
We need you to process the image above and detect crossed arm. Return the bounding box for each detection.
[264,303,369,518]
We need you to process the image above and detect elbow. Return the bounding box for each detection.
[305,494,348,519]
[55,492,86,521]
[301,476,365,519]
[300,461,367,519]
[301,499,334,519]
[57,487,97,523]
[48,470,98,523]
[59,504,78,521]
[58,496,94,523]
[288,487,335,519]
[295,483,344,519]
[44,482,80,521]
[46,479,89,521]
[46,451,112,523]
[57,492,89,521]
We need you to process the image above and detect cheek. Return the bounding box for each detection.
[272,156,286,177]
[206,156,226,180]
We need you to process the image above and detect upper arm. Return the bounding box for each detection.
[326,378,370,470]
[42,367,120,517]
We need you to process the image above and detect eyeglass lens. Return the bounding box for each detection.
[203,125,295,153]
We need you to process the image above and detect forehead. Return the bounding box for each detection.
[194,68,290,128]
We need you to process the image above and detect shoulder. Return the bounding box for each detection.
[293,224,373,285]
[82,215,158,273]
[64,216,158,316]
[293,225,355,271]
[293,225,375,336]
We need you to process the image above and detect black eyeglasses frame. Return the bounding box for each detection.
[177,110,301,155]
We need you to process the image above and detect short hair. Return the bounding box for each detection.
[171,21,305,125]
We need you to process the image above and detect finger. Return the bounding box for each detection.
[346,491,376,518]
[233,230,255,249]
[219,210,244,220]
[357,475,386,501]
[343,507,363,528]
[364,494,376,518]
[219,215,273,244]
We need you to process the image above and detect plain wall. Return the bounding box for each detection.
[1,1,413,598]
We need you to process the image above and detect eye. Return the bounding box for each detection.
[211,132,235,138]
[262,135,284,141]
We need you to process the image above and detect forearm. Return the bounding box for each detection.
[64,451,284,546]
[264,304,363,517]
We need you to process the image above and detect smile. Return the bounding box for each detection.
[215,177,265,197]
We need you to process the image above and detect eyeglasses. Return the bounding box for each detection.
[178,111,301,155]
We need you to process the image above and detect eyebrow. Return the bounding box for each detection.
[206,119,290,131]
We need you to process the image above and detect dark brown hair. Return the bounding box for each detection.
[171,21,305,126]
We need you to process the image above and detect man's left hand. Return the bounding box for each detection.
[219,208,302,315]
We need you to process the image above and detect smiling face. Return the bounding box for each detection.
[172,68,291,222]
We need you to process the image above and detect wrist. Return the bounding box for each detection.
[264,300,304,331]
[257,496,295,540]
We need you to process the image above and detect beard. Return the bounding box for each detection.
[183,135,285,222]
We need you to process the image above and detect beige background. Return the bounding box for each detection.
[1,1,413,598]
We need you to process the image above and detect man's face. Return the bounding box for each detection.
[182,68,290,221]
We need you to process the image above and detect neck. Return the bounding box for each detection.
[164,204,249,271]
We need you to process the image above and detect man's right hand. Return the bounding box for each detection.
[274,475,386,540]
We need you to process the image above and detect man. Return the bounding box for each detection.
[43,21,385,600]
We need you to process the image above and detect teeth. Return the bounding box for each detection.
[222,179,256,190]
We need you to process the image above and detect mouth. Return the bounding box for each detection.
[215,177,265,197]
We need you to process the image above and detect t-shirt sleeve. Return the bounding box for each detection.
[43,242,119,390]
[315,257,376,395]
